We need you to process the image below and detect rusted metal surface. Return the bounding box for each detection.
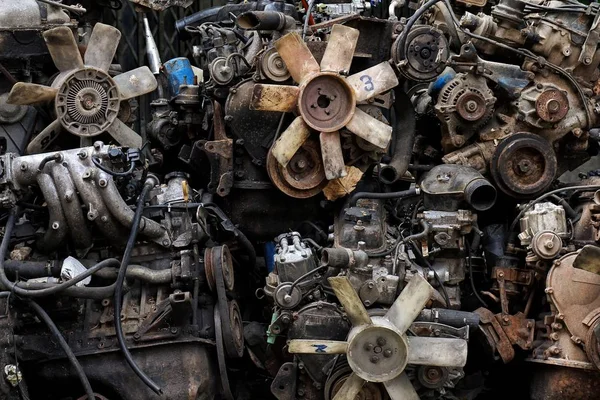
[251,84,299,113]
[274,32,320,84]
[490,133,557,197]
[535,89,569,123]
[127,0,193,11]
[475,307,515,363]
[298,73,355,133]
[530,365,600,400]
[203,101,233,196]
[267,138,327,198]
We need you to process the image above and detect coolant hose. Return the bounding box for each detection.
[379,88,417,184]
[348,187,420,207]
[0,209,120,297]
[113,177,163,395]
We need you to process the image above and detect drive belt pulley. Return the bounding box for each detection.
[206,245,244,400]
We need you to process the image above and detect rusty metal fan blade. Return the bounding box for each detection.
[43,26,84,72]
[107,118,143,148]
[271,116,311,167]
[6,83,57,105]
[346,62,399,102]
[320,25,359,73]
[383,373,420,400]
[407,337,469,367]
[332,373,366,400]
[288,339,348,354]
[319,131,347,180]
[26,119,62,154]
[328,276,371,326]
[251,84,299,112]
[274,32,320,84]
[385,274,433,333]
[113,66,158,100]
[345,107,393,150]
[84,23,122,72]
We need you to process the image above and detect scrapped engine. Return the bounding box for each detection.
[1,0,600,398]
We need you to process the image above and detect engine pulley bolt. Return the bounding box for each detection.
[377,337,387,346]
[465,100,478,112]
[546,99,560,114]
[364,343,374,351]
[370,356,380,364]
[383,349,393,358]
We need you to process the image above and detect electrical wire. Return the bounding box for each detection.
[0,209,120,298]
[409,241,451,307]
[113,178,162,395]
[465,241,488,308]
[302,0,317,39]
[26,299,94,399]
[508,184,600,235]
[91,157,136,177]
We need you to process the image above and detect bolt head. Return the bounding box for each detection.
[370,356,380,364]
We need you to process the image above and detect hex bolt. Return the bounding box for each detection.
[283,294,292,303]
[20,163,28,171]
[367,282,375,289]
[78,151,88,159]
[98,178,108,188]
[51,222,60,230]
[370,356,380,364]
[383,349,393,358]
[364,343,374,351]
[377,337,387,346]
[544,240,555,249]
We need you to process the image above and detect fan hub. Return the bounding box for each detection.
[346,316,409,383]
[298,72,355,133]
[56,67,121,138]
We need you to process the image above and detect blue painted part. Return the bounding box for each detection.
[429,70,456,97]
[265,242,276,273]
[163,57,195,96]
[312,344,327,353]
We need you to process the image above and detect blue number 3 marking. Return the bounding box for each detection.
[312,344,327,353]
[360,75,374,91]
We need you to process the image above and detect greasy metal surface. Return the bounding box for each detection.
[274,32,320,84]
[203,102,233,196]
[251,83,299,113]
[266,138,327,198]
[547,251,600,345]
[535,88,569,123]
[530,365,600,400]
[490,133,557,197]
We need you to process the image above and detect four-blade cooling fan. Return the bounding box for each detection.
[287,275,468,400]
[251,25,399,180]
[7,23,157,153]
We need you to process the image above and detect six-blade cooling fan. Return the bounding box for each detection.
[252,25,399,180]
[288,275,468,400]
[7,23,157,153]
